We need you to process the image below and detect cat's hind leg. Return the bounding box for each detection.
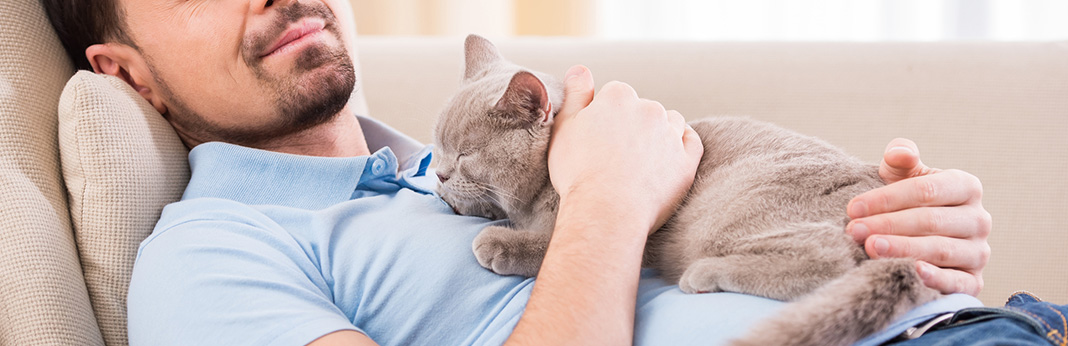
[678,222,863,301]
[472,225,551,277]
[678,253,853,300]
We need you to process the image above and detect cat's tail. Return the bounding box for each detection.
[730,258,941,346]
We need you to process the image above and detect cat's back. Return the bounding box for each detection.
[688,116,878,184]
[680,116,883,231]
[690,117,856,169]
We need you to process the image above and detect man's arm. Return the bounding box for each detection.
[507,66,703,345]
[506,191,652,345]
[847,138,992,296]
[307,331,377,346]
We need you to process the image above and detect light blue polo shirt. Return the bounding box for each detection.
[127,116,982,346]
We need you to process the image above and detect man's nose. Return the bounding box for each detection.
[437,172,450,183]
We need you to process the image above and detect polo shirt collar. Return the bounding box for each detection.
[181,115,433,210]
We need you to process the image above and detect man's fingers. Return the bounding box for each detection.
[916,260,984,296]
[847,205,992,243]
[598,80,639,101]
[667,110,686,136]
[864,234,990,272]
[682,123,704,161]
[676,113,702,161]
[848,169,983,218]
[555,65,595,121]
[879,138,939,184]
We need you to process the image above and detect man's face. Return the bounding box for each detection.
[120,0,356,145]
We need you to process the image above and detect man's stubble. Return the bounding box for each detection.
[150,1,356,146]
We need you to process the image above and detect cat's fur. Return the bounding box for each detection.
[434,35,941,346]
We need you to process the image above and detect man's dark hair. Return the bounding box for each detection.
[41,0,138,71]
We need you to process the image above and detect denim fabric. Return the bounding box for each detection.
[890,291,1067,346]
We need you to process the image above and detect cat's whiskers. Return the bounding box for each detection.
[460,181,522,218]
[477,182,522,207]
[474,194,500,213]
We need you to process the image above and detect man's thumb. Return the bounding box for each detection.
[557,65,595,118]
[879,137,936,183]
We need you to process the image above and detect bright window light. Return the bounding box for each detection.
[595,0,1068,41]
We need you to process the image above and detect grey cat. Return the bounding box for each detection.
[434,35,941,346]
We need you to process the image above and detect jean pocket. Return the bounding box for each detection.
[1001,291,1068,346]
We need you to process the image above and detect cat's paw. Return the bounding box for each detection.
[472,227,541,277]
[678,259,726,294]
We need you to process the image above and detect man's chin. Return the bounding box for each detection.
[275,53,356,132]
[294,42,344,72]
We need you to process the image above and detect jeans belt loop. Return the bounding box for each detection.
[900,312,956,340]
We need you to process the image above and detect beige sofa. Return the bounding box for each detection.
[1,0,1065,344]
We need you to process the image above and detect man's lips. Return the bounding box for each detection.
[260,18,327,58]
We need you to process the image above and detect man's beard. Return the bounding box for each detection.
[154,1,356,146]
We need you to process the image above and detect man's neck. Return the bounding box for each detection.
[256,106,372,157]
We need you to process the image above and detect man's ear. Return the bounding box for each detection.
[85,43,168,115]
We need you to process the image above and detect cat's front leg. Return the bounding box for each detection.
[472,225,551,277]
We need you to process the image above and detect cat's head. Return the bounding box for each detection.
[433,35,563,220]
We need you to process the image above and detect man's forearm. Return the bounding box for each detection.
[506,193,649,345]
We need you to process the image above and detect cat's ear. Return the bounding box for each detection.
[464,34,504,81]
[495,71,552,125]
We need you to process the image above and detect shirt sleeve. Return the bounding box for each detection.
[127,211,361,346]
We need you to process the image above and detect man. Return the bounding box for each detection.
[43,0,1035,345]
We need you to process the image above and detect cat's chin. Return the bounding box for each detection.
[442,196,507,220]
[456,202,508,220]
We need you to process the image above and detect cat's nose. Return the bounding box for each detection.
[437,172,450,183]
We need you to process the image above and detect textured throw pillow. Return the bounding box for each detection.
[58,71,190,346]
[0,0,104,345]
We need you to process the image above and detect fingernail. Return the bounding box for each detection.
[849,201,869,218]
[889,146,914,154]
[565,65,585,81]
[874,237,891,256]
[849,222,870,243]
[917,262,934,280]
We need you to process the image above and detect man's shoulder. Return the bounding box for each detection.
[128,200,354,346]
[155,197,273,231]
[140,197,291,255]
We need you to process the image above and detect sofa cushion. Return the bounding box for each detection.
[58,71,190,346]
[0,0,105,345]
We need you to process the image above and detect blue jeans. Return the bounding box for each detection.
[890,291,1067,346]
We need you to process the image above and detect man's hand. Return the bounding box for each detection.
[548,65,704,233]
[507,66,702,346]
[846,138,992,296]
